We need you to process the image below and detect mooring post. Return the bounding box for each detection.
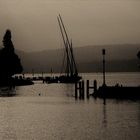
[86,80,89,99]
[94,80,97,93]
[79,82,82,99]
[82,80,85,99]
[75,82,78,99]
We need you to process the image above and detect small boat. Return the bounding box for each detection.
[14,78,34,86]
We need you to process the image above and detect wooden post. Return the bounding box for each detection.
[94,80,97,93]
[82,80,85,99]
[75,82,78,99]
[86,80,89,99]
[79,82,82,99]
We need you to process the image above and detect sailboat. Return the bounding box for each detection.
[57,14,82,83]
[44,15,81,84]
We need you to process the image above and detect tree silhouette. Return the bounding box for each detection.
[0,29,23,85]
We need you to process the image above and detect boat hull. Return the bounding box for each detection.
[59,75,82,83]
[44,75,82,84]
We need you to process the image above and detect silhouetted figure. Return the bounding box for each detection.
[0,29,23,86]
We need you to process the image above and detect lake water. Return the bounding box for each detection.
[0,72,140,140]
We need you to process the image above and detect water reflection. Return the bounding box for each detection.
[0,72,140,139]
[0,95,17,139]
[0,87,16,97]
[102,101,107,128]
[62,84,75,97]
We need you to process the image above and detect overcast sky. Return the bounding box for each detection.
[0,0,140,51]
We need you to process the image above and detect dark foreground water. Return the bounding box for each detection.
[0,73,140,140]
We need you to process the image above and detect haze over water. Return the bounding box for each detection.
[0,73,140,140]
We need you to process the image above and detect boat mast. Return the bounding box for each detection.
[57,16,72,76]
[58,14,78,76]
[70,39,78,75]
[57,16,68,75]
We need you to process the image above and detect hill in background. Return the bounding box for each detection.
[16,44,140,73]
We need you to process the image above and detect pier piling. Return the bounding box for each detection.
[75,80,97,99]
[82,80,85,99]
[94,80,97,93]
[75,81,85,100]
[86,80,89,99]
[79,82,82,99]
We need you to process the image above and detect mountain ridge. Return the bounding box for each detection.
[15,44,140,73]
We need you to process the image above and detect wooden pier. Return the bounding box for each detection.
[75,80,140,100]
[75,80,97,99]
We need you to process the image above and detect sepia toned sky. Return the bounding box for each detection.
[0,0,140,51]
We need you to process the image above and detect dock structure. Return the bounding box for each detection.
[75,80,97,99]
[75,80,85,99]
[86,80,97,98]
[94,85,140,99]
[75,80,140,100]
